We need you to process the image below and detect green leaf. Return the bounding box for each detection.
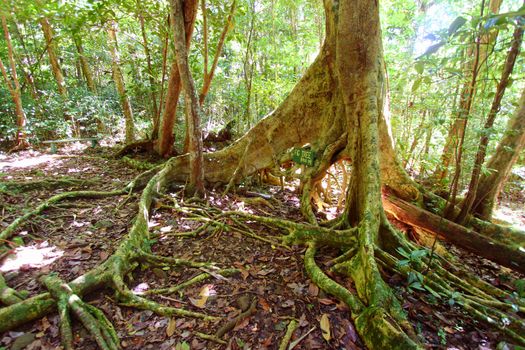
[411,77,422,93]
[419,42,445,58]
[396,247,411,259]
[414,61,424,75]
[175,341,190,350]
[397,259,410,267]
[447,16,467,37]
[410,249,427,260]
[515,279,525,297]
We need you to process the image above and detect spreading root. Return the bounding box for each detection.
[1,156,524,349]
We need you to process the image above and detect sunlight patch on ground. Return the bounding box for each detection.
[493,205,525,231]
[0,242,64,272]
[0,154,63,170]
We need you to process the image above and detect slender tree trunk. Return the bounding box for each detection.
[156,1,198,157]
[11,22,39,99]
[170,0,205,196]
[472,88,525,220]
[107,21,135,143]
[418,122,433,177]
[456,24,523,223]
[1,15,28,149]
[198,0,236,105]
[182,0,236,153]
[242,2,255,130]
[434,0,501,181]
[39,17,67,97]
[73,34,96,93]
[137,0,159,133]
[403,110,426,168]
[155,17,170,140]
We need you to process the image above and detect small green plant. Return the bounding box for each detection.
[515,279,525,298]
[407,271,425,292]
[437,327,447,345]
[396,247,428,267]
[396,248,430,292]
[448,291,461,306]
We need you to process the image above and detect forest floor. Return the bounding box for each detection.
[0,145,524,350]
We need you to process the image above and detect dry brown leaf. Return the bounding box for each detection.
[258,296,271,312]
[166,317,177,337]
[308,283,319,296]
[320,314,331,341]
[189,284,215,308]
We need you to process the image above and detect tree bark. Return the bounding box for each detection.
[182,0,236,152]
[0,15,28,148]
[137,0,159,131]
[456,24,523,223]
[156,0,198,157]
[169,0,205,197]
[73,34,96,93]
[39,17,67,97]
[198,0,236,106]
[472,87,525,220]
[155,18,170,140]
[107,21,135,143]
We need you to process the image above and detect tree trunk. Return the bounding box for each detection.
[107,21,135,144]
[198,0,236,106]
[73,34,96,93]
[39,17,67,97]
[472,87,525,220]
[156,0,198,157]
[182,0,236,153]
[155,18,170,140]
[456,24,523,223]
[137,0,159,130]
[0,15,28,149]
[169,0,205,197]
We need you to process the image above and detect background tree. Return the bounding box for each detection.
[107,20,135,143]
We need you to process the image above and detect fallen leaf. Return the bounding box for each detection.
[258,297,271,312]
[166,318,177,337]
[308,283,319,296]
[189,284,216,308]
[320,314,331,341]
[318,298,335,305]
[233,316,250,331]
[11,333,35,350]
[99,251,110,261]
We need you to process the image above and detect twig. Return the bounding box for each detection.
[288,327,315,350]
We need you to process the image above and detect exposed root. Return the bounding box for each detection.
[121,156,158,171]
[215,297,257,339]
[0,189,125,243]
[278,319,298,350]
[374,249,525,346]
[138,251,213,269]
[43,275,120,350]
[0,273,26,305]
[194,332,227,344]
[0,177,99,194]
[146,268,239,295]
[113,139,155,158]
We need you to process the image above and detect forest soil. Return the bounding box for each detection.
[0,148,523,349]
